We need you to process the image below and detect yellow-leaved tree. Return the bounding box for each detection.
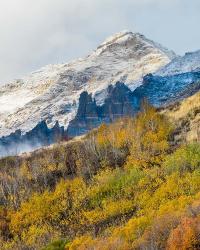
[127,101,172,168]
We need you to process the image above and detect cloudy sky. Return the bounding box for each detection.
[0,0,200,83]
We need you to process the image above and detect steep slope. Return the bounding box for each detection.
[0,101,200,250]
[0,31,175,137]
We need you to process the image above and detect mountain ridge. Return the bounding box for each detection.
[0,31,175,137]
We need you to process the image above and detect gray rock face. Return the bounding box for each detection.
[67,82,138,136]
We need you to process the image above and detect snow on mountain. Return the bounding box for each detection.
[156,50,200,76]
[0,64,65,113]
[0,31,176,137]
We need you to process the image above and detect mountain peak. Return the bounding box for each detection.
[98,30,134,46]
[94,30,176,60]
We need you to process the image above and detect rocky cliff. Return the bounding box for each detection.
[67,82,137,136]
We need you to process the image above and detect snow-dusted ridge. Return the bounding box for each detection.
[156,50,200,76]
[0,31,176,137]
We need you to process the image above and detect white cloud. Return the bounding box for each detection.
[0,0,199,83]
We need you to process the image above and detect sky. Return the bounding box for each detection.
[0,0,200,84]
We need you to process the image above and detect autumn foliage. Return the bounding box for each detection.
[0,104,200,250]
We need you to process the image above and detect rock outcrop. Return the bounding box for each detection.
[0,121,65,157]
[67,82,139,136]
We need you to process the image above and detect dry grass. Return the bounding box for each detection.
[161,92,200,143]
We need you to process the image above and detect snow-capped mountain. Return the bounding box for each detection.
[0,31,175,137]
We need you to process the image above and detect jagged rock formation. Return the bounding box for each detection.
[67,82,137,136]
[0,121,65,157]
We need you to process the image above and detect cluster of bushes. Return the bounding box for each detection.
[0,104,200,249]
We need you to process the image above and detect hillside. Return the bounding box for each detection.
[162,91,200,142]
[0,30,200,249]
[0,100,200,250]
